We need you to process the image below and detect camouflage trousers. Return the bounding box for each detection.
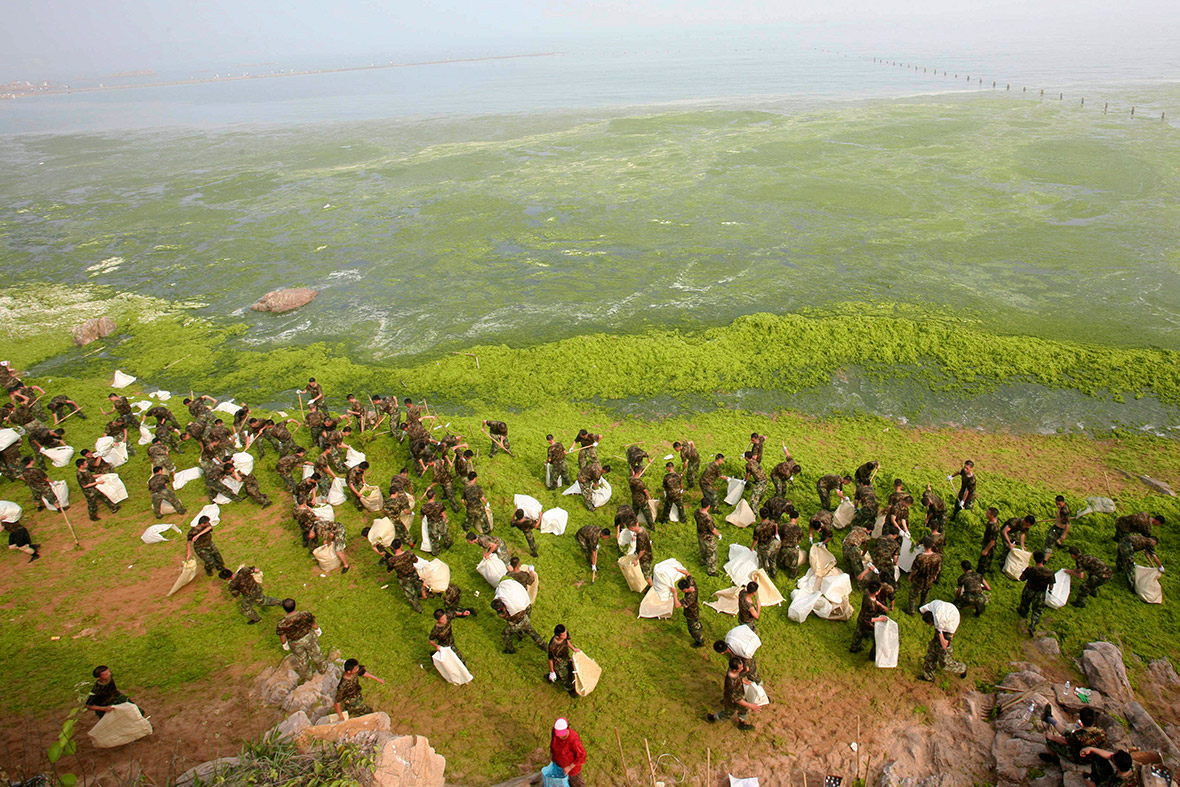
[639,554,653,582]
[581,484,598,511]
[150,456,176,474]
[714,705,749,724]
[341,696,374,717]
[289,631,328,682]
[748,480,768,514]
[193,541,226,575]
[698,535,719,576]
[700,484,719,510]
[439,481,459,512]
[779,544,801,579]
[843,546,866,585]
[427,518,453,556]
[546,461,570,490]
[502,615,546,654]
[206,479,241,503]
[849,621,876,657]
[466,505,491,535]
[490,437,511,457]
[976,550,995,575]
[685,612,704,646]
[756,540,780,580]
[28,481,53,509]
[906,581,934,614]
[241,476,271,507]
[1043,526,1066,557]
[552,655,575,693]
[684,458,699,489]
[151,488,187,518]
[772,476,791,498]
[518,527,539,557]
[851,506,878,530]
[955,591,989,616]
[578,447,598,470]
[1116,540,1139,584]
[239,588,282,623]
[253,433,280,458]
[1017,584,1047,630]
[658,496,681,524]
[396,574,424,613]
[1072,574,1109,607]
[921,635,965,680]
[83,488,119,519]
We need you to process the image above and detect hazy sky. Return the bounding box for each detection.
[2,0,1175,80]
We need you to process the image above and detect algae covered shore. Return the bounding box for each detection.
[1,286,1178,783]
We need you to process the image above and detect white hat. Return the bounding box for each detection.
[553,718,569,732]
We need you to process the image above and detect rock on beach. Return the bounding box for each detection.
[250,288,318,314]
[72,316,117,346]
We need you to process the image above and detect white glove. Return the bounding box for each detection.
[315,628,322,636]
[548,672,557,682]
[282,642,290,651]
[1159,567,1166,574]
[591,565,598,573]
[946,475,954,481]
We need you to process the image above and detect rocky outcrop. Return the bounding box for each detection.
[280,663,341,721]
[250,288,318,313]
[255,663,300,707]
[72,316,117,346]
[274,710,310,742]
[371,734,446,787]
[174,757,241,787]
[296,712,392,749]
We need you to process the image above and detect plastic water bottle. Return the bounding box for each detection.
[1064,680,1071,698]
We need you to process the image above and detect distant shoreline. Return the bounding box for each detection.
[0,52,563,100]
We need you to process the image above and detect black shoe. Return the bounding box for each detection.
[247,619,259,625]
[1041,704,1054,723]
[917,674,934,682]
[1039,753,1060,765]
[90,516,100,522]
[705,713,717,723]
[31,543,40,550]
[29,552,40,563]
[737,722,755,731]
[960,669,968,679]
[341,566,350,574]
[692,641,705,648]
[568,689,578,698]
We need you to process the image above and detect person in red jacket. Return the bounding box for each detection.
[549,717,587,787]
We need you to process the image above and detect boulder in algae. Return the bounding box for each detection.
[72,316,117,346]
[250,288,318,314]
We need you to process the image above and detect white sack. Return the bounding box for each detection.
[618,553,647,592]
[40,445,75,468]
[788,589,824,623]
[302,464,315,480]
[667,500,680,523]
[724,478,746,506]
[190,503,221,527]
[750,569,786,606]
[919,599,960,634]
[221,476,243,495]
[874,619,899,668]
[744,682,770,707]
[514,494,542,520]
[88,703,152,748]
[540,508,569,535]
[638,586,675,619]
[563,480,612,509]
[360,484,382,512]
[327,477,347,506]
[312,543,341,572]
[231,452,254,476]
[418,558,451,594]
[820,572,852,604]
[724,624,762,658]
[617,527,636,555]
[898,534,921,573]
[725,499,756,528]
[41,479,70,511]
[724,544,760,586]
[150,390,171,401]
[1003,548,1033,581]
[311,504,335,522]
[705,586,740,616]
[137,424,153,446]
[809,544,839,578]
[420,515,433,554]
[0,501,23,524]
[0,428,20,451]
[477,555,508,587]
[432,647,474,685]
[494,578,531,615]
[132,400,152,412]
[141,524,181,544]
[1045,569,1071,609]
[95,473,128,504]
[367,517,396,548]
[214,400,240,414]
[95,437,128,467]
[651,558,687,601]
[173,466,203,490]
[833,498,856,529]
[111,371,136,389]
[345,447,366,469]
[572,651,601,696]
[872,514,886,539]
[1135,565,1164,604]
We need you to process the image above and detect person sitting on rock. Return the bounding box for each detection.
[1040,705,1106,766]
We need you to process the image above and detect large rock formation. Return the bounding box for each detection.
[250,288,318,313]
[72,316,117,346]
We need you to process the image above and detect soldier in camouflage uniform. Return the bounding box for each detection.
[427,582,472,619]
[304,403,326,448]
[429,455,460,512]
[1066,547,1112,608]
[382,490,414,545]
[577,462,609,512]
[659,462,683,524]
[953,559,990,617]
[630,521,654,582]
[147,438,175,474]
[695,502,721,576]
[575,524,611,573]
[228,565,283,624]
[906,536,942,615]
[777,507,803,579]
[751,508,780,580]
[770,453,801,498]
[545,434,570,490]
[103,393,140,430]
[851,482,879,530]
[675,575,706,647]
[492,598,546,654]
[505,557,536,589]
[1116,533,1160,585]
[1042,706,1106,765]
[334,659,384,718]
[816,473,851,511]
[842,525,872,586]
[276,448,307,493]
[999,515,1035,573]
[75,458,119,521]
[921,485,947,533]
[148,466,186,518]
[276,599,328,682]
[483,419,511,457]
[744,452,768,513]
[1017,552,1056,633]
[1043,495,1072,559]
[625,444,650,474]
[511,507,540,558]
[467,531,511,564]
[268,419,298,457]
[371,395,401,438]
[705,657,757,731]
[673,440,700,489]
[430,609,466,664]
[698,454,725,509]
[421,487,452,555]
[235,463,272,508]
[737,582,761,632]
[1113,511,1162,543]
[976,507,1001,574]
[463,473,491,534]
[381,539,424,613]
[204,458,242,504]
[1,438,23,482]
[573,429,601,470]
[919,607,967,681]
[48,394,86,423]
[547,624,580,696]
[20,458,55,510]
[849,580,888,657]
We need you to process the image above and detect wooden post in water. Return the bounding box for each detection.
[1131,106,1136,116]
[1006,84,1010,90]
[1081,97,1085,106]
[1059,92,1063,100]
[1104,102,1108,113]
[1040,89,1044,96]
